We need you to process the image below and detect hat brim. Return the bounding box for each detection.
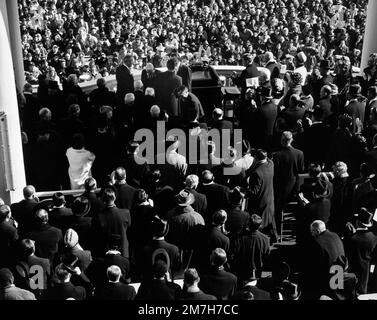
[177,193,195,206]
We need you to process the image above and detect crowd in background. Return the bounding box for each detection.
[1,0,377,301]
[19,0,367,84]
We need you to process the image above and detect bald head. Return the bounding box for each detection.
[23,185,36,199]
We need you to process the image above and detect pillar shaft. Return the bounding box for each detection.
[6,0,25,91]
[361,0,377,73]
[0,7,26,203]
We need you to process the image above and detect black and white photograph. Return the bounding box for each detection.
[0,0,377,310]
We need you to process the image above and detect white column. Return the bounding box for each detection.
[0,7,26,204]
[6,0,25,91]
[361,0,377,72]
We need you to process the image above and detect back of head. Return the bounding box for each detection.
[308,163,322,178]
[151,216,169,238]
[184,268,199,287]
[339,114,353,130]
[55,264,70,282]
[97,77,106,88]
[310,220,326,236]
[0,268,14,288]
[52,192,66,207]
[212,210,227,226]
[84,177,97,192]
[281,131,293,147]
[185,175,199,190]
[136,189,148,204]
[150,105,160,118]
[0,205,10,222]
[24,82,33,93]
[68,104,80,117]
[72,133,85,150]
[166,57,179,71]
[124,93,135,105]
[134,80,143,91]
[153,259,168,278]
[23,185,36,199]
[202,170,214,184]
[249,214,263,232]
[254,149,267,162]
[102,187,116,205]
[145,87,155,97]
[35,208,49,224]
[71,196,90,216]
[107,265,121,282]
[19,239,35,259]
[114,167,126,182]
[210,248,227,267]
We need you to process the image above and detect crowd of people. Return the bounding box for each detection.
[1,0,377,301]
[20,0,367,84]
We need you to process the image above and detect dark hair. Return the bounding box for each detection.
[212,210,227,226]
[102,187,116,204]
[308,163,322,177]
[184,268,199,286]
[72,133,85,150]
[137,189,148,204]
[166,57,179,71]
[19,239,35,258]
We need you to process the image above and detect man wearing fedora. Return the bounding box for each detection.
[231,53,259,101]
[345,208,377,294]
[166,190,205,251]
[225,187,249,238]
[229,214,270,282]
[345,84,367,134]
[140,216,181,281]
[253,87,277,150]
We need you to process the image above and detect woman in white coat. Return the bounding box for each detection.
[66,134,96,190]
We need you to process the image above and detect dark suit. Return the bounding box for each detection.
[141,239,181,278]
[136,279,181,300]
[179,290,217,300]
[253,101,278,149]
[91,206,131,258]
[177,64,192,92]
[155,71,182,116]
[95,282,136,300]
[345,99,366,133]
[265,61,281,80]
[190,189,207,217]
[86,253,131,290]
[116,64,134,104]
[233,63,259,99]
[303,230,345,298]
[49,207,73,232]
[206,226,230,254]
[345,229,377,294]
[113,183,138,211]
[80,191,104,218]
[230,230,270,280]
[365,148,377,174]
[197,183,230,223]
[301,122,332,166]
[124,154,150,188]
[70,247,92,272]
[27,254,51,290]
[225,207,250,237]
[26,224,63,263]
[0,221,18,266]
[89,87,117,109]
[199,267,238,300]
[247,160,276,235]
[273,146,305,231]
[45,282,86,300]
[141,69,158,90]
[10,198,38,236]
